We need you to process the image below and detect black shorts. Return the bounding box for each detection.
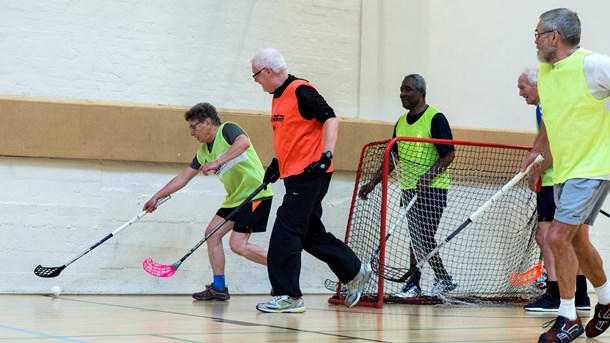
[216,198,272,233]
[537,186,556,222]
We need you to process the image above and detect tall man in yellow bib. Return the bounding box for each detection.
[517,68,590,313]
[521,8,610,343]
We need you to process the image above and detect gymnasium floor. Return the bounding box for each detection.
[1,294,603,343]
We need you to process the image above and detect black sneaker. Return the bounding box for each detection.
[524,293,560,312]
[192,284,230,301]
[586,302,610,338]
[538,315,584,343]
[575,294,591,311]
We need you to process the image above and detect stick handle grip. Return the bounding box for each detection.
[111,195,171,235]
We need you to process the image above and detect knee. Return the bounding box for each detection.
[535,228,546,247]
[229,239,246,256]
[205,232,222,246]
[546,230,570,250]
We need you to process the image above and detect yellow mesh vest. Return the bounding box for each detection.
[538,49,610,183]
[394,106,450,190]
[196,122,273,207]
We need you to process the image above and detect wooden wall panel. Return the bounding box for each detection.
[0,95,535,171]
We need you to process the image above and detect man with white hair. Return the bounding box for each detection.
[250,48,371,313]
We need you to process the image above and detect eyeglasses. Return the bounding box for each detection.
[534,30,554,40]
[189,121,203,130]
[252,67,266,79]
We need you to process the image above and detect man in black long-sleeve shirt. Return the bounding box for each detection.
[250,48,371,313]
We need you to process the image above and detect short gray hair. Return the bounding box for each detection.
[251,48,287,73]
[405,74,426,93]
[539,8,581,47]
[521,68,538,85]
[184,102,221,125]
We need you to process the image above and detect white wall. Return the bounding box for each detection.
[0,0,362,116]
[359,0,610,130]
[1,1,610,294]
[2,1,609,129]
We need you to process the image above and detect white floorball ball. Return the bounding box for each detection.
[51,285,61,296]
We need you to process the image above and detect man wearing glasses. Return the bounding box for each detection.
[521,8,610,343]
[518,68,590,313]
[143,102,273,302]
[250,48,371,313]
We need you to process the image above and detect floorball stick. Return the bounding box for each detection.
[34,196,171,278]
[387,154,544,283]
[142,181,271,278]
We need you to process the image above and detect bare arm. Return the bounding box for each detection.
[522,120,551,172]
[200,134,251,175]
[358,157,396,200]
[417,150,455,192]
[143,166,199,212]
[526,121,553,191]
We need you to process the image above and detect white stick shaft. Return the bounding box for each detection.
[387,195,417,236]
[64,196,171,266]
[415,154,543,270]
[469,154,543,222]
[111,196,171,235]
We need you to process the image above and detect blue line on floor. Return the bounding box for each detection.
[0,325,90,343]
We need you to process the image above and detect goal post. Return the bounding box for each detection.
[328,137,542,308]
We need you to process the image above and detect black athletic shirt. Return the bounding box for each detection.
[189,123,246,169]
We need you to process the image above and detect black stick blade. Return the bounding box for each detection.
[396,266,418,283]
[324,279,348,293]
[34,265,66,278]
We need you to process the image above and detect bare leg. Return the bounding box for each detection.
[546,220,579,299]
[205,215,234,275]
[541,220,588,298]
[572,224,607,287]
[537,221,556,281]
[229,231,267,266]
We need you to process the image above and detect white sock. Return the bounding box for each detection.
[558,298,577,320]
[595,281,610,305]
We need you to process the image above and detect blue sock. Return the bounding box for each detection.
[213,275,225,290]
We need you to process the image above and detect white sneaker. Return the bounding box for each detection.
[425,276,458,297]
[394,282,421,298]
[344,263,372,308]
[256,295,305,313]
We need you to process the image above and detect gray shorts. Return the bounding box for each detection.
[554,178,610,225]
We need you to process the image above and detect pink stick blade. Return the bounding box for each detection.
[142,257,177,278]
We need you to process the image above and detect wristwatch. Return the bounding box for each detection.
[322,151,333,159]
